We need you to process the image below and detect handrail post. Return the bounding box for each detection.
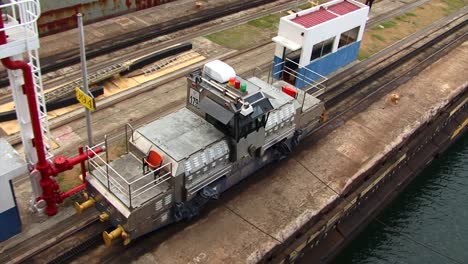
[105,135,110,189]
[125,124,129,154]
[129,123,134,142]
[86,146,91,175]
[268,62,272,85]
[128,184,132,209]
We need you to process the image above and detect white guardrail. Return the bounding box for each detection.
[86,132,172,208]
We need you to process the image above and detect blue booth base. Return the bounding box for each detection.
[0,180,22,242]
[273,41,361,89]
[0,206,22,241]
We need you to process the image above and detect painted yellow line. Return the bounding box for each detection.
[361,153,407,196]
[449,96,467,117]
[343,196,357,211]
[451,118,468,140]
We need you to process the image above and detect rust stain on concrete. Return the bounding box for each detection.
[38,0,177,36]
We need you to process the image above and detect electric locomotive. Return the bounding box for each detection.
[75,60,326,246]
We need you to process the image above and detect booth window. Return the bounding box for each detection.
[310,37,334,61]
[338,27,360,48]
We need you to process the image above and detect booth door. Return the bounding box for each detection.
[281,47,302,85]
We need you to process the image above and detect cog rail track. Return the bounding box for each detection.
[19,8,467,264]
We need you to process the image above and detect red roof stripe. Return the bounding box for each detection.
[328,1,360,15]
[291,7,337,28]
[290,1,362,28]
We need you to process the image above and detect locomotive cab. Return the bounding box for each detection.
[79,60,326,246]
[186,60,273,161]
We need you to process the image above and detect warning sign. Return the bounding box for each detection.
[75,87,96,112]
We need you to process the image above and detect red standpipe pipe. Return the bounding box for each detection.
[0,11,58,215]
[0,11,103,216]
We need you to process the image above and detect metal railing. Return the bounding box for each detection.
[271,58,327,93]
[269,58,327,112]
[86,133,173,209]
[0,1,40,33]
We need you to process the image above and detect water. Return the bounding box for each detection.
[333,133,468,264]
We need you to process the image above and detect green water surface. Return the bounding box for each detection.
[334,133,468,264]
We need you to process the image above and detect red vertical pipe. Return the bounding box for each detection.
[0,20,47,166]
[0,8,104,216]
[0,9,59,215]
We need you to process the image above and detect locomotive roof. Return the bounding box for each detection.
[135,108,227,162]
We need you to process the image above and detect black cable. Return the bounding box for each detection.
[294,157,464,264]
[223,205,301,257]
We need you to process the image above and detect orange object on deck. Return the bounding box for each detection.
[144,150,163,170]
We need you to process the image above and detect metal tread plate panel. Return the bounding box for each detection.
[136,108,226,162]
[248,77,295,110]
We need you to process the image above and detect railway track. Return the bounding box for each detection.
[0,0,307,91]
[92,15,468,264]
[18,8,467,264]
[0,0,309,106]
[20,218,108,264]
[271,24,468,264]
[0,0,399,106]
[1,0,432,147]
[310,14,467,141]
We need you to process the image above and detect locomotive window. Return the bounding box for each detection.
[237,114,267,140]
[310,37,334,62]
[206,114,235,137]
[338,27,359,48]
[238,119,255,139]
[255,113,269,129]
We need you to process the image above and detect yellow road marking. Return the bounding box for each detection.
[451,118,468,140]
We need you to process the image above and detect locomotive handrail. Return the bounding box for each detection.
[129,161,172,185]
[86,136,173,208]
[270,58,327,115]
[125,123,135,153]
[276,66,325,93]
[202,77,245,104]
[272,58,327,90]
[131,171,172,199]
[87,152,130,195]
